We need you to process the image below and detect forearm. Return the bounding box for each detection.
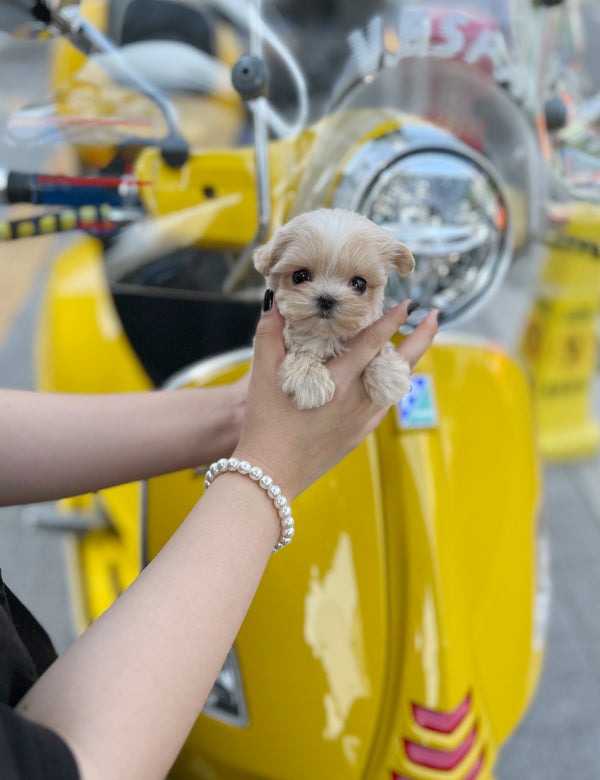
[16,474,280,780]
[0,386,244,506]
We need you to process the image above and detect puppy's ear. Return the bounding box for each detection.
[253,227,295,277]
[253,236,277,277]
[390,241,415,277]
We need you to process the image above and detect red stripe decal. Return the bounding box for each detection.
[38,176,149,188]
[405,727,477,770]
[464,752,485,780]
[392,750,484,779]
[412,693,471,733]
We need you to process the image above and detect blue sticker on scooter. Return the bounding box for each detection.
[397,374,438,429]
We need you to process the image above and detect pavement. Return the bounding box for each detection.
[1,24,600,780]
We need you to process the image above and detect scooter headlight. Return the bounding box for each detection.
[332,129,511,330]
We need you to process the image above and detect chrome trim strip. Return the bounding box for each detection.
[162,347,253,391]
[140,478,150,570]
[202,645,250,728]
[141,347,254,569]
[433,330,508,351]
[64,534,89,638]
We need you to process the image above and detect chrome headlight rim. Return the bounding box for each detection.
[331,125,513,331]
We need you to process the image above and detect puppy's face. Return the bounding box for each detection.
[254,209,414,342]
[272,235,389,341]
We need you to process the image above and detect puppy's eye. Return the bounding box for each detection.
[350,276,367,294]
[292,269,311,284]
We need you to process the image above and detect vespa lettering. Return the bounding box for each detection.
[347,9,525,101]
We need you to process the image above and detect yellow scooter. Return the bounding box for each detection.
[1,0,558,777]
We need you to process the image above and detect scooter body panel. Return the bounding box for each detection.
[141,340,542,780]
[36,235,151,394]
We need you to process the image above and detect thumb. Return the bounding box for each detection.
[251,291,286,372]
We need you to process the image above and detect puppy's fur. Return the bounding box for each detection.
[253,208,415,410]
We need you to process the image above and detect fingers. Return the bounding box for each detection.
[251,300,286,374]
[329,299,413,377]
[396,309,439,370]
[251,298,438,405]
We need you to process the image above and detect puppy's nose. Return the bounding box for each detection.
[317,294,337,311]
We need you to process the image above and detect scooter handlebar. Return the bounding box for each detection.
[1,170,142,209]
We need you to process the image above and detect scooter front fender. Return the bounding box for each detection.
[370,335,542,779]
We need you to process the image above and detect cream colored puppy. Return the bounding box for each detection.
[253,208,415,410]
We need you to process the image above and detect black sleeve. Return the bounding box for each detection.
[0,704,80,779]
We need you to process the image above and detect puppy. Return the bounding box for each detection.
[253,208,415,410]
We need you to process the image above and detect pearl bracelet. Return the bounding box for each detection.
[204,458,295,553]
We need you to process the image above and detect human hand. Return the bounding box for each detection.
[233,298,438,500]
[186,372,250,465]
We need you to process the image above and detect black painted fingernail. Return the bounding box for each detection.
[436,310,443,324]
[263,289,274,312]
[407,301,421,314]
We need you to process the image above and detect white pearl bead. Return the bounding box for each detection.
[283,527,295,539]
[283,517,294,528]
[274,495,287,510]
[259,475,273,490]
[249,466,263,481]
[217,458,228,472]
[227,458,239,471]
[238,461,251,475]
[278,505,291,519]
[267,485,281,499]
[205,470,214,484]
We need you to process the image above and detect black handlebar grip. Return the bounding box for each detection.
[6,172,35,204]
[31,1,52,24]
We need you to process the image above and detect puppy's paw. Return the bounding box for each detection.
[279,352,335,409]
[362,350,411,407]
